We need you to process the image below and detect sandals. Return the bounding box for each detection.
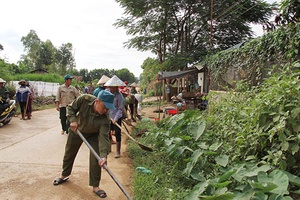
[53,177,107,198]
[94,189,107,198]
[53,177,69,186]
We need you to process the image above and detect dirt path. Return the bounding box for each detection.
[0,108,133,200]
[0,96,173,200]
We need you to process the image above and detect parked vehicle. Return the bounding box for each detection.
[0,94,16,126]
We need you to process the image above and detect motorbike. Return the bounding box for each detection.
[0,93,16,126]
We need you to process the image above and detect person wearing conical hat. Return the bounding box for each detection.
[104,75,125,158]
[93,75,110,97]
[16,79,32,120]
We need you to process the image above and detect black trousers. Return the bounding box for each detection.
[19,102,27,114]
[129,101,138,117]
[59,107,70,133]
[110,118,122,142]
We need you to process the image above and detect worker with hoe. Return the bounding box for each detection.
[53,90,115,198]
[104,75,125,158]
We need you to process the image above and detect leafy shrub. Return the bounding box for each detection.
[131,62,300,199]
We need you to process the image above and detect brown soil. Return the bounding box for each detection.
[0,96,172,200]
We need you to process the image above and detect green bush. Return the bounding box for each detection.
[130,62,300,199]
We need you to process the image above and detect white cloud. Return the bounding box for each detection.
[0,0,278,77]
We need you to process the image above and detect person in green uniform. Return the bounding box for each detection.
[53,90,115,199]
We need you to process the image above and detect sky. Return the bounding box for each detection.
[0,0,277,77]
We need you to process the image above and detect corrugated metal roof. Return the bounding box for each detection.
[157,68,198,80]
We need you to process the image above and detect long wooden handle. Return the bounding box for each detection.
[110,118,153,152]
[76,130,133,200]
[111,118,139,144]
[25,94,30,113]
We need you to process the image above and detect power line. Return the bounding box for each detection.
[200,0,248,32]
[215,1,242,20]
[235,4,258,19]
[207,0,260,47]
[216,0,250,20]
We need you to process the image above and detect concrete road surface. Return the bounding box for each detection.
[0,108,133,200]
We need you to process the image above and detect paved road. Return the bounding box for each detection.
[0,108,133,200]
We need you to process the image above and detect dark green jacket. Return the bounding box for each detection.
[67,94,110,158]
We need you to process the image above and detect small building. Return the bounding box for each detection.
[157,66,209,104]
[30,68,48,74]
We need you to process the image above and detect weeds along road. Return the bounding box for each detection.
[0,108,133,200]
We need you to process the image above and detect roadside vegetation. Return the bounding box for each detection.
[129,62,300,199]
[128,4,300,197]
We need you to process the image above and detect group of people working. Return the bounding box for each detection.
[54,74,141,198]
[1,74,139,198]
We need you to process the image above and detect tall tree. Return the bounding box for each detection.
[77,68,90,83]
[114,0,274,71]
[20,30,41,70]
[139,57,160,91]
[55,43,75,75]
[36,40,56,71]
[115,68,136,83]
[89,68,112,82]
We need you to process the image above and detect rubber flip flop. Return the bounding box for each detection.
[53,177,69,186]
[94,189,107,198]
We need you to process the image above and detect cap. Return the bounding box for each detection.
[97,75,110,85]
[97,90,115,110]
[64,74,73,80]
[104,75,126,87]
[0,78,6,83]
[18,79,26,85]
